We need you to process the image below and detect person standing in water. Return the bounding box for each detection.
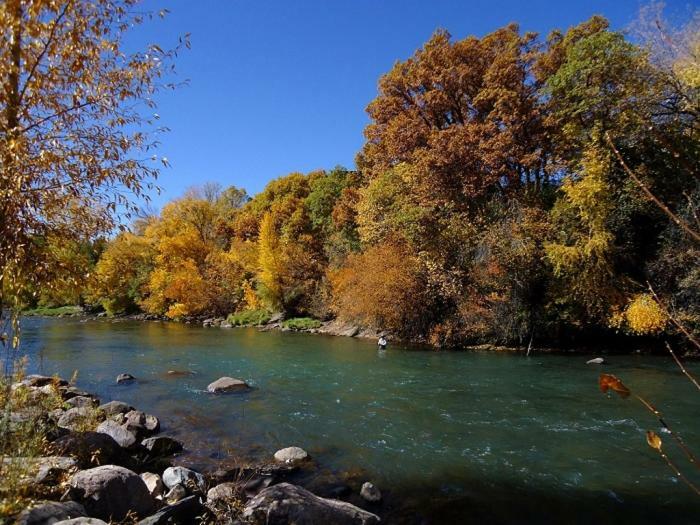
[378,336,387,349]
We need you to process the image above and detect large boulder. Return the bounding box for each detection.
[98,400,134,417]
[138,495,201,525]
[16,501,86,525]
[141,436,183,456]
[69,465,154,521]
[242,483,380,525]
[162,466,206,493]
[274,446,308,465]
[57,407,103,432]
[51,431,124,468]
[207,377,249,393]
[96,420,137,449]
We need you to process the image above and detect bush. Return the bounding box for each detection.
[227,309,272,326]
[282,317,322,330]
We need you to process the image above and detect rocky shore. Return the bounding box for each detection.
[6,374,383,524]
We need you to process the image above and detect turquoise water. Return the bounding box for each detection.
[18,317,700,523]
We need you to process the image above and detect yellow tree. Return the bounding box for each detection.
[0,0,184,342]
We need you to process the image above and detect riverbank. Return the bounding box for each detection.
[3,373,383,524]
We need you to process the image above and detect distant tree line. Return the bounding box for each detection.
[30,10,700,348]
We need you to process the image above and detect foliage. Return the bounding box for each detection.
[282,317,322,330]
[226,309,271,327]
[22,305,82,317]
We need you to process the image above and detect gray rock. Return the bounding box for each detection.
[116,373,135,384]
[207,376,249,393]
[59,387,92,400]
[360,481,382,502]
[140,472,165,498]
[124,410,160,436]
[55,519,108,525]
[98,400,134,416]
[69,465,153,520]
[57,407,102,431]
[23,374,68,388]
[96,419,137,448]
[66,396,99,409]
[164,484,188,503]
[16,501,86,525]
[138,495,200,525]
[273,446,309,464]
[2,456,77,485]
[162,466,206,493]
[206,482,238,504]
[586,357,606,365]
[220,322,233,328]
[243,483,380,525]
[51,431,123,468]
[141,436,183,456]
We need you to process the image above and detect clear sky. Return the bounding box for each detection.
[133,0,690,209]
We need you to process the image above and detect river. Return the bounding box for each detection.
[17,316,700,524]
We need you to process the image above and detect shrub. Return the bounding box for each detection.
[227,309,272,326]
[282,317,322,330]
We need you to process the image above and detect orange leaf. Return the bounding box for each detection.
[599,373,631,398]
[646,430,662,451]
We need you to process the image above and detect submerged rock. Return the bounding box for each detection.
[586,357,606,365]
[243,483,380,525]
[69,465,153,521]
[273,446,309,465]
[360,481,382,503]
[16,501,86,525]
[116,373,135,384]
[207,376,249,393]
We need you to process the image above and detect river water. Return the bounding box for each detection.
[18,317,700,524]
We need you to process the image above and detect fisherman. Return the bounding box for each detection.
[377,336,387,349]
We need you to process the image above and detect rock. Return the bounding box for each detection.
[23,374,68,388]
[207,376,249,393]
[360,482,382,503]
[2,456,78,485]
[60,386,93,400]
[164,484,188,503]
[140,472,165,499]
[165,370,194,377]
[55,519,108,525]
[141,436,183,456]
[66,396,99,409]
[220,322,233,328]
[207,482,238,504]
[96,419,137,448]
[587,357,606,365]
[98,400,134,416]
[69,465,154,521]
[124,410,160,436]
[116,373,135,384]
[162,466,206,493]
[51,431,124,468]
[243,483,380,525]
[273,446,309,465]
[57,407,102,431]
[16,501,86,525]
[138,495,201,525]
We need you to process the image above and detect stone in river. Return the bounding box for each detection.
[273,446,309,465]
[116,373,135,384]
[586,357,606,365]
[98,400,134,417]
[207,376,249,393]
[141,436,183,456]
[360,481,382,503]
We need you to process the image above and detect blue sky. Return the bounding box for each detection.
[133,0,689,209]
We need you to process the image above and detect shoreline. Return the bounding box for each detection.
[22,308,688,357]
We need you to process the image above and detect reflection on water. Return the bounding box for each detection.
[18,317,700,524]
